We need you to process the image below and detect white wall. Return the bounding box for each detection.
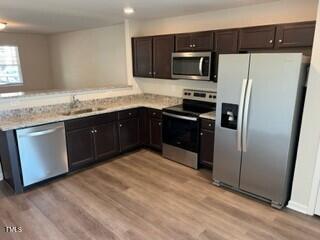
[130,0,318,97]
[49,24,128,90]
[289,3,320,214]
[0,32,53,93]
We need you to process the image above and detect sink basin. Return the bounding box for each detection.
[61,107,106,116]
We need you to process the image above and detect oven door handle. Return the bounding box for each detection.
[163,112,198,121]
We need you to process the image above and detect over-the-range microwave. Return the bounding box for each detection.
[171,52,214,81]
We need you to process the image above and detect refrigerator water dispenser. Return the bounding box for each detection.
[221,103,238,130]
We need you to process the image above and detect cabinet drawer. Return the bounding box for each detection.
[201,119,215,131]
[118,108,139,120]
[65,112,116,131]
[148,108,162,119]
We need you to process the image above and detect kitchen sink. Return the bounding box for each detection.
[61,107,106,116]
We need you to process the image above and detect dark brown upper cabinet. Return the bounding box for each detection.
[132,35,174,79]
[214,29,239,53]
[275,21,316,49]
[213,29,239,81]
[153,35,175,79]
[239,26,276,50]
[132,37,153,77]
[175,31,214,52]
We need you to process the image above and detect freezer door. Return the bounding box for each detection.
[239,53,305,204]
[213,54,250,187]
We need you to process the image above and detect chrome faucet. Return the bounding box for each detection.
[70,95,81,109]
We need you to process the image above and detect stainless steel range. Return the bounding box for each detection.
[162,89,216,169]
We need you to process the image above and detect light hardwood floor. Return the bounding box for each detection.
[0,149,320,240]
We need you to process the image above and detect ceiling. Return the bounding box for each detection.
[0,0,276,34]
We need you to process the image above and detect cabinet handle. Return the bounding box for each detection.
[158,122,162,126]
[149,72,152,75]
[278,39,283,43]
[193,44,196,48]
[200,132,203,136]
[269,40,273,44]
[153,112,156,115]
[91,130,95,134]
[189,44,193,48]
[119,124,123,128]
[129,112,132,116]
[208,124,212,127]
[95,130,98,133]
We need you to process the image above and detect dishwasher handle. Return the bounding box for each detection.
[18,126,64,138]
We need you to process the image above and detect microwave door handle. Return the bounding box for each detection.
[199,57,204,76]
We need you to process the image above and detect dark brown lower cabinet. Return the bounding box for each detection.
[67,123,120,171]
[139,108,149,145]
[149,118,162,151]
[147,109,162,151]
[66,128,95,170]
[119,117,140,152]
[65,107,161,171]
[199,119,215,169]
[94,122,119,160]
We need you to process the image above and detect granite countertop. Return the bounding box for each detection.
[200,111,216,121]
[0,102,173,131]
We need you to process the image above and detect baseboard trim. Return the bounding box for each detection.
[287,200,310,215]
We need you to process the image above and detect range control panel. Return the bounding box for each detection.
[183,89,217,103]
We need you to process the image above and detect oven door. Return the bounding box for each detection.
[162,112,200,153]
[172,52,212,80]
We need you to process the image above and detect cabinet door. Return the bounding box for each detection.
[149,118,162,151]
[199,129,214,168]
[215,29,239,53]
[192,31,214,51]
[66,128,95,170]
[94,122,119,161]
[275,22,315,48]
[153,35,174,79]
[132,37,153,77]
[139,108,149,145]
[119,118,140,152]
[175,33,192,52]
[239,26,276,50]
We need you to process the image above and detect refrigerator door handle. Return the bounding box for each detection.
[242,79,253,152]
[237,78,248,151]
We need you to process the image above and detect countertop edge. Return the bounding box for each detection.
[0,103,165,131]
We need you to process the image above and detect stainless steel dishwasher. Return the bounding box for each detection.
[16,122,69,187]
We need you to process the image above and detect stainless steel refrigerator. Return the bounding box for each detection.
[213,53,308,208]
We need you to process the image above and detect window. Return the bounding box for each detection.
[0,46,23,86]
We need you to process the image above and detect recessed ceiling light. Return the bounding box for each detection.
[0,22,7,30]
[124,7,135,15]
